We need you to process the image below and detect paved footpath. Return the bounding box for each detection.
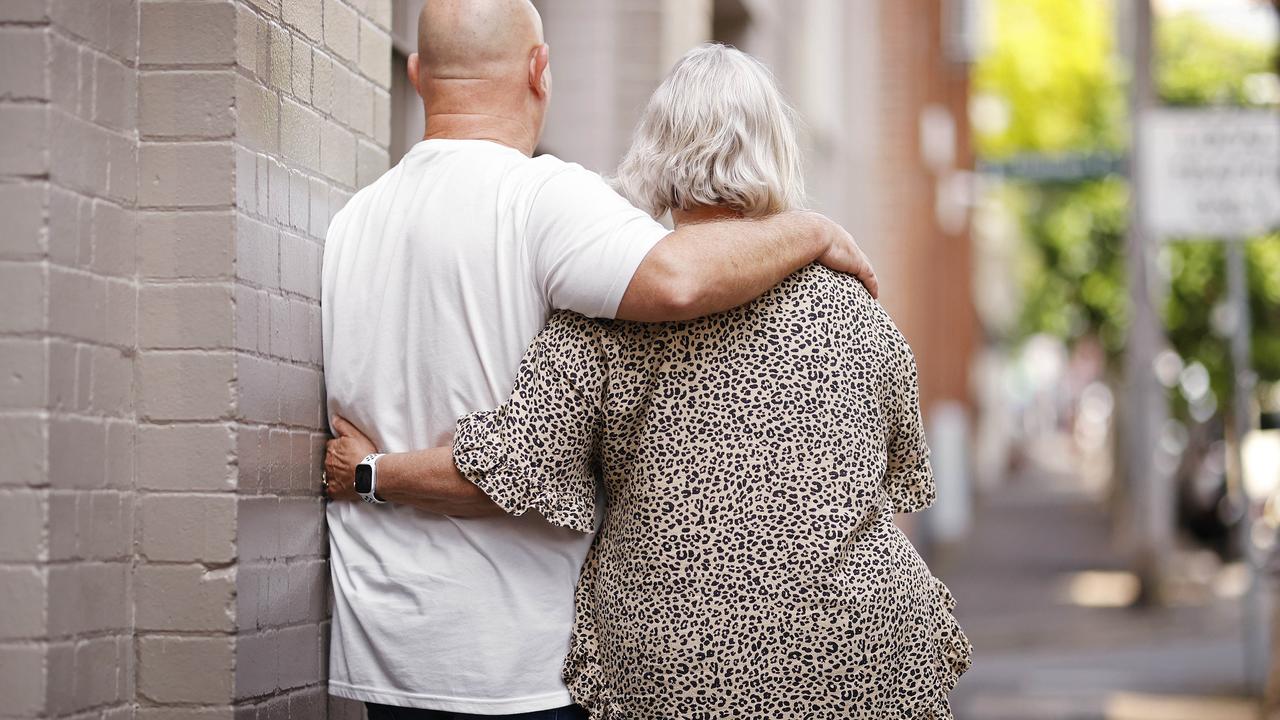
[928,482,1258,720]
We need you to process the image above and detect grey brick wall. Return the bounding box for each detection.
[229,0,388,715]
[1,0,140,717]
[0,0,390,717]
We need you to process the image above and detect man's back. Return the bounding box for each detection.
[321,138,664,712]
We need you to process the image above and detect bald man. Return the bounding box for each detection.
[320,2,876,718]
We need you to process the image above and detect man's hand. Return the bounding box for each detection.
[324,415,377,502]
[807,212,879,299]
[322,423,505,517]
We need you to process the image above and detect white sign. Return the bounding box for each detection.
[1140,109,1280,239]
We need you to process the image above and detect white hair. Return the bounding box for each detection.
[614,44,805,219]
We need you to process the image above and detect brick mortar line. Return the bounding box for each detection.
[230,285,323,307]
[45,104,138,138]
[142,417,327,431]
[139,133,237,142]
[133,418,236,427]
[137,61,235,72]
[137,139,234,148]
[43,696,136,718]
[40,261,142,279]
[136,203,236,212]
[47,23,140,69]
[134,559,237,573]
[235,362,326,374]
[0,332,138,353]
[33,408,136,420]
[228,423,326,433]
[0,173,52,183]
[237,556,328,565]
[46,178,141,203]
[42,192,134,210]
[136,278,237,288]
[47,26,139,68]
[41,629,135,638]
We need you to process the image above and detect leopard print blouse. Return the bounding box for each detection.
[453,264,972,719]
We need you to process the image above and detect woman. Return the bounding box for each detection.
[333,44,970,719]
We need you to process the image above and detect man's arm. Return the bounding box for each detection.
[378,448,504,517]
[323,416,503,517]
[615,210,877,322]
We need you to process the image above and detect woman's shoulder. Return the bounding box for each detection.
[768,264,911,352]
[782,262,874,296]
[765,263,881,318]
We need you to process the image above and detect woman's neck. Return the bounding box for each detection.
[671,205,744,227]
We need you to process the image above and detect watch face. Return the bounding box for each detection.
[354,464,373,494]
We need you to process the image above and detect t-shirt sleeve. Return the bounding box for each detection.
[524,163,670,319]
[451,312,606,532]
[884,326,936,513]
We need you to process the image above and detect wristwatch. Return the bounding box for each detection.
[354,453,387,504]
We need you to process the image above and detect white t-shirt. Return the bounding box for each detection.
[321,139,668,712]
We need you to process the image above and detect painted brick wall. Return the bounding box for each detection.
[0,0,390,717]
[228,0,388,716]
[1,0,140,717]
[133,1,240,716]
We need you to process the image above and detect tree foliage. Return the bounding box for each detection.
[1157,12,1276,107]
[1164,239,1280,410]
[1011,177,1129,357]
[975,0,1280,414]
[972,0,1125,157]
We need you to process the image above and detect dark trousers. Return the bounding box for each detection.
[365,703,587,720]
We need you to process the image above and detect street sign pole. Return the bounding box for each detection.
[1136,104,1280,619]
[1227,238,1265,693]
[1124,0,1172,605]
[1132,4,1280,695]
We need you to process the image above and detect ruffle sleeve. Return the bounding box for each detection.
[451,311,607,533]
[453,405,598,533]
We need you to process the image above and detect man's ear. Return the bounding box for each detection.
[528,43,550,97]
[408,52,421,93]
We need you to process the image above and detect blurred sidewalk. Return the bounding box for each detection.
[933,477,1256,720]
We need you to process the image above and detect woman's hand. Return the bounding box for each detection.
[324,415,377,502]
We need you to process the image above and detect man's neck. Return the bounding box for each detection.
[424,110,535,155]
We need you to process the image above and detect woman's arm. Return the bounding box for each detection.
[883,324,935,514]
[324,313,606,531]
[323,417,503,517]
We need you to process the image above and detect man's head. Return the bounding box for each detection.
[408,0,552,152]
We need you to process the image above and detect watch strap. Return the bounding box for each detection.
[359,453,387,504]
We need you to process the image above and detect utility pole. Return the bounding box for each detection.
[1121,0,1171,605]
[1228,236,1265,695]
[1260,6,1280,714]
